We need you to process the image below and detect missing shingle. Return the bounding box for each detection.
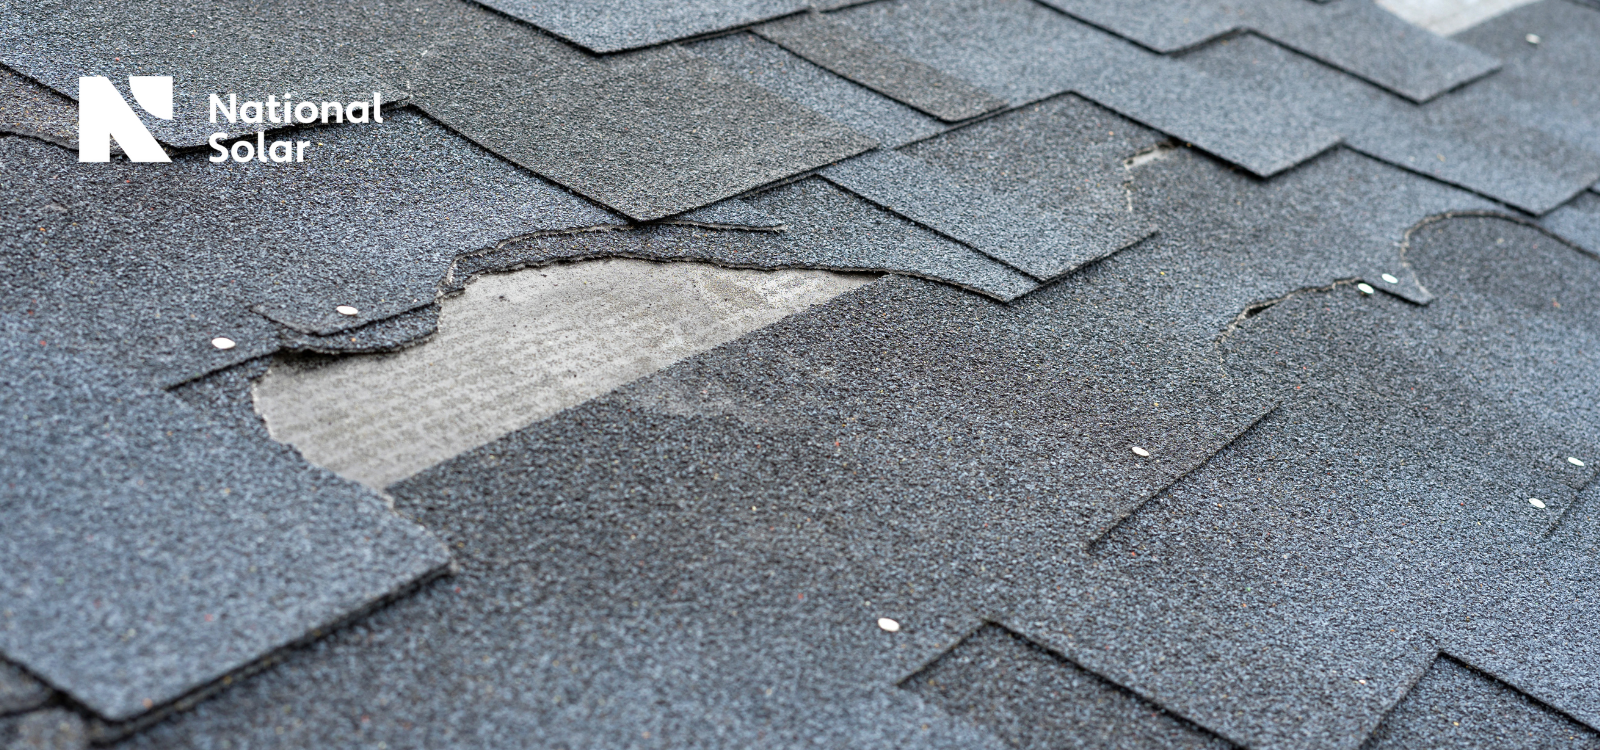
[902,623,1234,749]
[253,258,874,489]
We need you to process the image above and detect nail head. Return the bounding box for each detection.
[877,618,900,633]
[1131,446,1151,457]
[1526,33,1541,44]
[1528,498,1546,509]
[335,305,360,316]
[1356,283,1375,296]
[1381,274,1399,284]
[210,337,236,350]
[1568,457,1585,467]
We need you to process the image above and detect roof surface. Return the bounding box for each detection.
[2,0,1600,748]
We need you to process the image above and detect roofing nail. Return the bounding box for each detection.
[1356,283,1375,296]
[1381,273,1399,284]
[210,337,236,350]
[335,305,360,316]
[1569,457,1586,467]
[1529,498,1547,509]
[1526,34,1541,45]
[1131,446,1151,457]
[877,618,900,633]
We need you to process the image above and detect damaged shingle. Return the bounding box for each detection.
[0,318,451,722]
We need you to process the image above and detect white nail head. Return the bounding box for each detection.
[1356,283,1375,296]
[1568,457,1586,467]
[1381,274,1399,284]
[1131,446,1151,457]
[1526,33,1541,44]
[210,337,236,350]
[335,305,360,317]
[1529,498,1546,509]
[877,618,900,633]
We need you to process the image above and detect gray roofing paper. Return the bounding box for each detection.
[0,112,624,387]
[0,318,451,721]
[830,0,1342,176]
[821,148,1155,281]
[1037,0,1499,102]
[1182,33,1600,215]
[753,11,1007,122]
[108,113,1527,749]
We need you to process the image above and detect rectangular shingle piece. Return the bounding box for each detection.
[1037,0,1501,102]
[754,11,1008,122]
[822,148,1154,280]
[832,0,1342,177]
[469,0,806,53]
[0,323,451,721]
[418,44,878,221]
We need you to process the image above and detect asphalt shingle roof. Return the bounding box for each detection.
[2,0,1600,747]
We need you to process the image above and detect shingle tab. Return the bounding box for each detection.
[0,111,624,387]
[1038,0,1500,102]
[832,0,1342,177]
[0,65,74,147]
[468,0,806,53]
[1365,655,1600,750]
[1182,33,1600,215]
[0,321,451,721]
[458,178,1043,301]
[754,11,1007,122]
[688,33,947,149]
[821,148,1154,281]
[417,43,878,221]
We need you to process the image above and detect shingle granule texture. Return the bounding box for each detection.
[1362,655,1600,749]
[0,112,623,387]
[0,318,451,722]
[903,624,1233,750]
[831,0,1343,176]
[1038,0,1499,101]
[753,11,1007,122]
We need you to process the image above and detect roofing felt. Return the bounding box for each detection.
[112,214,1600,750]
[3,0,1600,745]
[1038,0,1500,101]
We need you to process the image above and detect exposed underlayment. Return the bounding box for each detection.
[6,0,1600,746]
[1379,0,1545,33]
[255,259,874,489]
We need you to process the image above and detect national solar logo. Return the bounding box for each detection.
[77,75,385,164]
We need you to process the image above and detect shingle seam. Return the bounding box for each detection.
[1085,401,1284,552]
[1421,650,1600,736]
[991,621,1253,749]
[79,563,454,744]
